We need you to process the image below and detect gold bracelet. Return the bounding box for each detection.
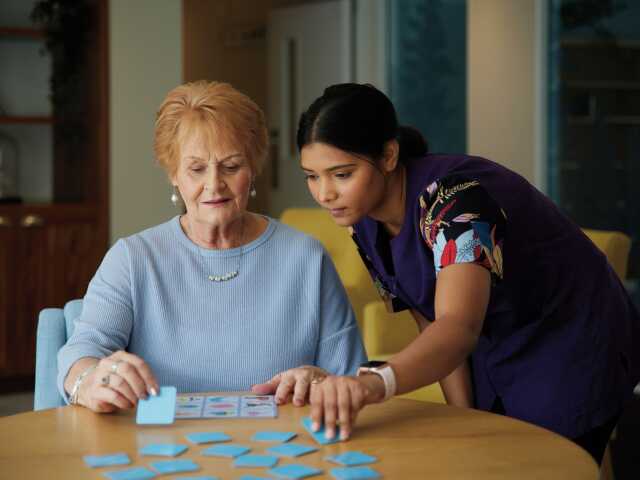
[69,364,97,405]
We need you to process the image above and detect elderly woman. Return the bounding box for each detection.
[58,81,366,412]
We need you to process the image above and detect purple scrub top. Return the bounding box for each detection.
[351,154,640,438]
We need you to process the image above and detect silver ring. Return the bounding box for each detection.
[100,374,110,386]
[310,375,327,385]
[110,360,123,374]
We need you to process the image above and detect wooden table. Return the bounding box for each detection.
[0,396,598,479]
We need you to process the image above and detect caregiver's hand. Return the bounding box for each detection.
[251,365,329,406]
[309,374,386,440]
[75,351,159,413]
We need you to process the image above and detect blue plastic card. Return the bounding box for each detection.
[84,453,131,467]
[252,431,297,442]
[136,386,177,425]
[330,466,381,479]
[233,454,279,468]
[139,443,188,457]
[301,417,342,445]
[268,464,323,479]
[185,432,231,444]
[239,476,272,480]
[267,443,318,457]
[102,467,157,480]
[326,452,377,466]
[201,444,250,458]
[149,459,200,474]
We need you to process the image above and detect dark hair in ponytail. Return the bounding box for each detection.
[296,83,428,165]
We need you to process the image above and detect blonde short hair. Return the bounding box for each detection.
[154,80,269,178]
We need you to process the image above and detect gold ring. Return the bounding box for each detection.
[100,374,110,386]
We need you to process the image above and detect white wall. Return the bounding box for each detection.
[109,0,182,243]
[467,0,538,184]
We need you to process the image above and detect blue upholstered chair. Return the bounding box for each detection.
[34,299,83,410]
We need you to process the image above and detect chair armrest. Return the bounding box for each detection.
[34,308,67,410]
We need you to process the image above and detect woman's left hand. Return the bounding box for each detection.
[251,366,329,406]
[308,374,384,440]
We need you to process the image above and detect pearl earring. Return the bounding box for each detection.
[250,183,257,198]
[171,186,181,206]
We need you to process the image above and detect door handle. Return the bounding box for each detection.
[0,215,11,227]
[20,214,45,228]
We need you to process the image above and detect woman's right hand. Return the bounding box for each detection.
[77,351,159,413]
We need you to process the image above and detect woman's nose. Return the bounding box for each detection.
[318,181,337,202]
[205,167,225,191]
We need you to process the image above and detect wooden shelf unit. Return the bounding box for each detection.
[0,27,45,40]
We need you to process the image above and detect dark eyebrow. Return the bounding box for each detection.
[301,163,357,173]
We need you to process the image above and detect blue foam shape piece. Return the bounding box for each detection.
[301,417,342,445]
[267,443,318,457]
[233,454,279,468]
[84,453,131,467]
[201,444,250,458]
[102,467,157,480]
[149,459,200,474]
[239,476,272,480]
[325,452,377,466]
[185,432,231,444]
[268,464,323,479]
[139,444,188,457]
[330,466,381,479]
[252,431,297,442]
[136,386,177,425]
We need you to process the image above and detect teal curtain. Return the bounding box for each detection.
[388,0,467,155]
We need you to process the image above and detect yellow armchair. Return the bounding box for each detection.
[279,208,379,332]
[582,228,631,280]
[280,207,445,403]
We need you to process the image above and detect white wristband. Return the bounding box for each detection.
[357,363,397,402]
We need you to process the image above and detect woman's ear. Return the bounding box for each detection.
[381,139,400,174]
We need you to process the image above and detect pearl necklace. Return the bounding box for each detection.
[189,216,246,282]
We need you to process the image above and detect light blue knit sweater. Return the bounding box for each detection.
[57,216,367,400]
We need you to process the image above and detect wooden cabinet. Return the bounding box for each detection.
[0,1,109,387]
[0,205,104,377]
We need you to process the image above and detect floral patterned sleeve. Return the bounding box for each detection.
[419,176,506,280]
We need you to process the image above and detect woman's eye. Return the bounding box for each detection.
[224,165,240,172]
[335,171,352,179]
[190,167,204,173]
[305,174,318,181]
